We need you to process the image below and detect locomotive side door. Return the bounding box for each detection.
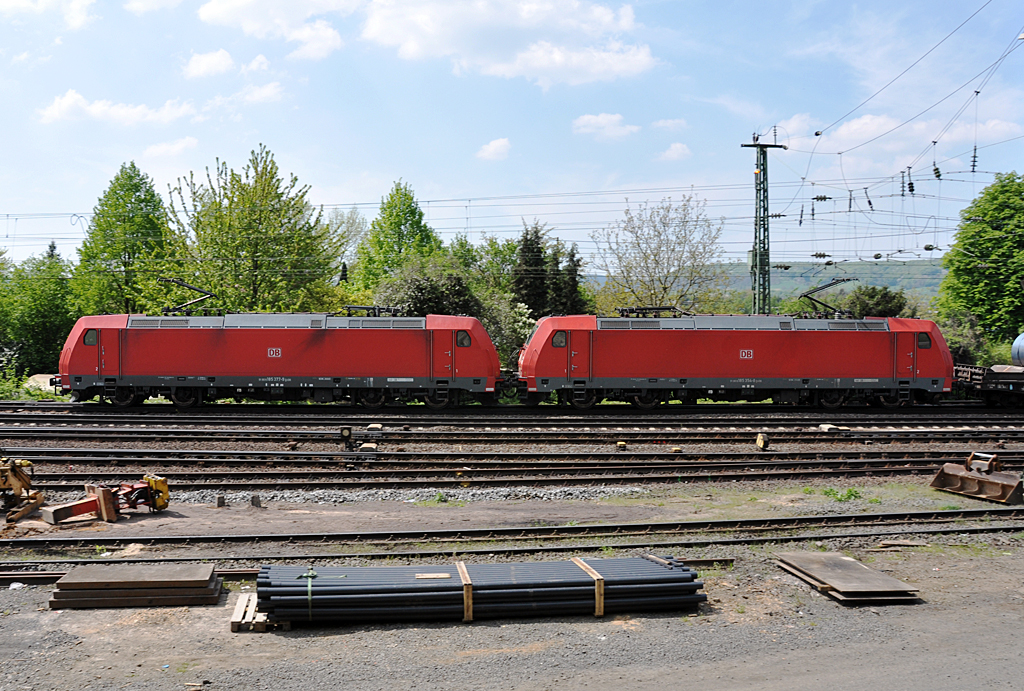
[99,329,120,377]
[569,330,591,381]
[895,331,916,381]
[431,330,454,381]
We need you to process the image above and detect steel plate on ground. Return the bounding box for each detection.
[54,563,216,589]
[775,552,920,604]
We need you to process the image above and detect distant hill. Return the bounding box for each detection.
[721,258,945,299]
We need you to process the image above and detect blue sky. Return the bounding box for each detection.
[1,0,1022,283]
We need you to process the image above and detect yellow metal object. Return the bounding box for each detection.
[1,456,43,522]
[144,474,170,512]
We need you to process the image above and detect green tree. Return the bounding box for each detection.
[375,258,484,318]
[939,172,1024,340]
[9,242,77,374]
[353,182,443,290]
[168,145,340,312]
[844,286,908,318]
[591,196,725,314]
[73,162,169,315]
[475,236,519,294]
[547,242,592,315]
[512,220,550,318]
[0,249,14,348]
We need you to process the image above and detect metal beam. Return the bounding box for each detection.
[741,136,787,315]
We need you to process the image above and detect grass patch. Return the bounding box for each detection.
[822,487,862,502]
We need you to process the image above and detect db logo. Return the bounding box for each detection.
[739,349,753,360]
[267,348,282,358]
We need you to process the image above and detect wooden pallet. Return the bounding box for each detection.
[230,593,291,632]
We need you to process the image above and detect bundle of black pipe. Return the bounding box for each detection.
[256,555,706,625]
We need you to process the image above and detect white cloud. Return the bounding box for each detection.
[202,82,283,111]
[243,54,269,72]
[38,89,196,125]
[123,0,181,14]
[143,135,198,157]
[361,0,657,87]
[197,0,358,61]
[657,142,691,161]
[183,49,235,78]
[239,82,282,103]
[476,138,510,161]
[572,113,639,139]
[652,118,686,130]
[11,52,30,64]
[481,40,655,89]
[0,0,96,29]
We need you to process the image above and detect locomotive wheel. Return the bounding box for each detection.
[818,390,846,409]
[877,392,902,408]
[358,389,387,408]
[111,387,139,408]
[569,390,598,410]
[423,391,451,409]
[170,387,200,408]
[630,392,661,410]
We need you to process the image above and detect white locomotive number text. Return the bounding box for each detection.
[268,348,282,358]
[739,349,753,360]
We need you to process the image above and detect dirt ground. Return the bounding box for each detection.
[2,482,1023,690]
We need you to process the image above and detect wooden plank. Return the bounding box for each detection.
[571,557,604,617]
[775,552,918,595]
[456,561,472,622]
[230,593,253,632]
[96,487,117,522]
[40,497,99,525]
[56,564,215,590]
[6,490,44,523]
[49,593,223,609]
[242,594,257,626]
[414,573,452,579]
[52,577,221,600]
[253,612,268,633]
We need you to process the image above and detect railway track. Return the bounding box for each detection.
[11,446,986,465]
[2,509,1021,562]
[20,449,1018,489]
[3,425,1024,444]
[0,407,1018,429]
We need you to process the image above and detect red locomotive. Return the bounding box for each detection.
[54,313,501,408]
[517,314,954,409]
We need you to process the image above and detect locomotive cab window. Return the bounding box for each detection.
[917,332,932,349]
[83,329,97,346]
[456,330,472,347]
[552,330,567,348]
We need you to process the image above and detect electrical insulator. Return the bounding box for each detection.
[811,252,830,259]
[924,244,937,251]
[874,253,883,260]
[813,195,830,202]
[908,181,915,194]
[933,166,941,180]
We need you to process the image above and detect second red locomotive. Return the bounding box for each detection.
[517,314,954,409]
